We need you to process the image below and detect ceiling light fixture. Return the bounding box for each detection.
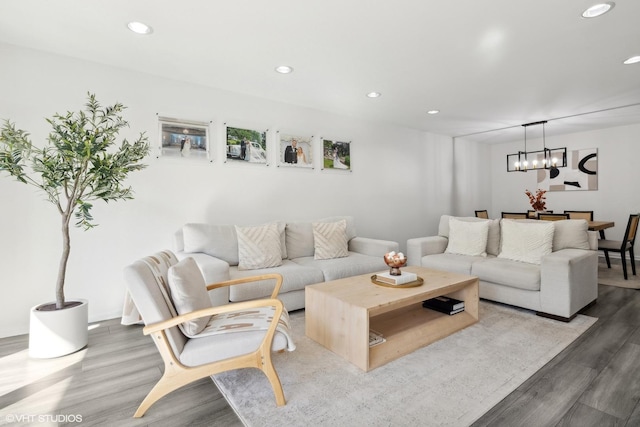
[366,92,381,98]
[127,21,153,35]
[507,121,567,173]
[275,65,294,74]
[623,55,640,65]
[427,110,440,115]
[581,2,615,18]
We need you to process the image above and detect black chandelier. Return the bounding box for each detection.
[506,120,567,173]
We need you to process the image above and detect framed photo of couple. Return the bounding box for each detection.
[322,138,351,171]
[224,124,268,165]
[158,116,212,161]
[277,132,313,168]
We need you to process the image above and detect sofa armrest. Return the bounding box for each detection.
[406,236,448,266]
[176,251,231,306]
[540,249,598,319]
[348,237,399,257]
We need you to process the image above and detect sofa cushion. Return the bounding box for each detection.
[420,253,485,276]
[498,219,554,265]
[552,219,590,251]
[438,215,500,256]
[312,219,349,260]
[445,217,489,257]
[182,222,287,266]
[236,222,283,270]
[167,257,212,336]
[286,216,356,260]
[292,252,388,281]
[228,260,324,301]
[472,258,541,291]
[183,223,239,265]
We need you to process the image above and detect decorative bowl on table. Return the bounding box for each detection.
[384,251,407,276]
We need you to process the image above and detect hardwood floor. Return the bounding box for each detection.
[473,283,640,427]
[1,281,639,426]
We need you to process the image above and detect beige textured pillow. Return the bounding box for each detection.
[445,217,490,257]
[236,222,283,270]
[312,219,349,260]
[552,219,590,251]
[167,257,212,337]
[498,220,555,265]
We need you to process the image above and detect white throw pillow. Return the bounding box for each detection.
[552,219,590,251]
[498,219,555,265]
[445,217,490,257]
[167,257,212,337]
[312,219,349,260]
[236,222,283,270]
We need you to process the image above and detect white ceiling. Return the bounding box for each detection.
[1,0,639,143]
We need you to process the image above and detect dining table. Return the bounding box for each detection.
[587,220,614,239]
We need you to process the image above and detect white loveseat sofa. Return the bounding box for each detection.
[173,216,399,311]
[406,215,598,321]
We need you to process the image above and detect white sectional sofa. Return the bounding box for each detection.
[173,216,399,311]
[406,215,599,321]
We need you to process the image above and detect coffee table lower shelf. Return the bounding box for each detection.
[368,303,477,370]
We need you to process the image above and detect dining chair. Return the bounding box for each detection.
[527,209,554,218]
[538,213,570,221]
[475,210,489,219]
[598,214,639,280]
[502,212,528,219]
[564,210,594,221]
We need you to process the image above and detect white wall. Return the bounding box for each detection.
[488,123,640,243]
[0,43,459,337]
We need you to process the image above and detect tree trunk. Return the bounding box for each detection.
[56,213,71,309]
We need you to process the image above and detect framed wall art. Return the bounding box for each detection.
[277,132,313,168]
[538,148,598,191]
[225,124,268,165]
[158,116,211,161]
[322,138,351,171]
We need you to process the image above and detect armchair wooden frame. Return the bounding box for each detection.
[134,273,286,418]
[475,210,489,219]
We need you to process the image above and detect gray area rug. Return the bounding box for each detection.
[598,261,640,289]
[212,301,596,427]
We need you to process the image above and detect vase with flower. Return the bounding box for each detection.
[525,189,548,218]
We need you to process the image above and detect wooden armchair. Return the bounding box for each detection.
[124,251,292,417]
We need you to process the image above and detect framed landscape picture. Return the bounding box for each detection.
[278,132,313,168]
[158,116,211,161]
[322,139,351,171]
[225,125,268,165]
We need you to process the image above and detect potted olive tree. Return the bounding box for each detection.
[0,93,150,358]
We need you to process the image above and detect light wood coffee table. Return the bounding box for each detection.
[305,265,479,371]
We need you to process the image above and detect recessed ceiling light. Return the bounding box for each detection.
[581,2,615,18]
[275,65,294,74]
[427,110,440,115]
[366,92,381,98]
[127,21,153,35]
[623,55,640,65]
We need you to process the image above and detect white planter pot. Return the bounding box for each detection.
[29,299,88,358]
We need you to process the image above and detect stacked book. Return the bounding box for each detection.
[375,271,418,285]
[369,329,386,347]
[422,296,465,315]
